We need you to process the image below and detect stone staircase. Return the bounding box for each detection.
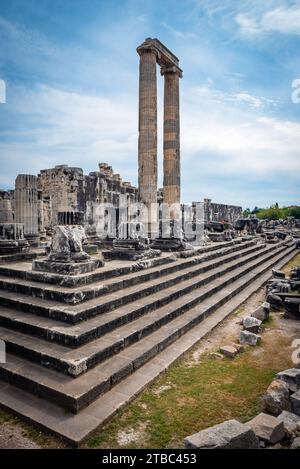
[0,238,296,444]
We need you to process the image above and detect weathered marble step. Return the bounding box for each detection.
[0,241,283,332]
[0,249,45,265]
[0,240,243,288]
[0,241,260,305]
[0,245,266,348]
[0,247,296,445]
[0,245,272,375]
[0,253,176,288]
[0,244,289,377]
[0,243,294,378]
[0,242,265,321]
[0,244,295,413]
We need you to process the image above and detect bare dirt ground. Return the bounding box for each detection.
[0,422,41,449]
[189,287,267,365]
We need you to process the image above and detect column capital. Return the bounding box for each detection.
[136,44,161,60]
[160,65,183,78]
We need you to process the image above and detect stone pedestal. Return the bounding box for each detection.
[15,175,39,246]
[32,225,104,275]
[104,238,160,261]
[32,258,103,276]
[150,237,187,252]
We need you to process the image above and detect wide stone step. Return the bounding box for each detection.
[0,244,294,376]
[0,242,286,346]
[0,244,295,413]
[0,241,257,304]
[0,252,175,287]
[0,247,296,445]
[0,242,285,324]
[0,240,243,287]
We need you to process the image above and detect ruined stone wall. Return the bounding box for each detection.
[203,198,242,224]
[35,163,138,236]
[0,190,14,223]
[37,165,85,228]
[85,163,138,238]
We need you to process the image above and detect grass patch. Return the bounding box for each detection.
[232,307,244,317]
[281,253,300,274]
[261,313,275,330]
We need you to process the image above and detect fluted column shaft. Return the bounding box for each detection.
[15,175,39,239]
[137,47,158,237]
[162,68,180,217]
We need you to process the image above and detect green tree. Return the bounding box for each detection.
[288,207,300,219]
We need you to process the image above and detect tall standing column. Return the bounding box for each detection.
[137,45,158,238]
[15,175,39,245]
[162,66,181,221]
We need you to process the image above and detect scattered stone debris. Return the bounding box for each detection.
[219,345,238,358]
[276,368,300,393]
[207,352,224,360]
[266,292,284,310]
[261,379,291,416]
[266,266,300,319]
[240,330,261,346]
[291,437,300,449]
[247,412,285,444]
[277,411,300,434]
[272,269,286,279]
[233,343,245,353]
[251,302,270,322]
[290,390,300,416]
[184,419,259,449]
[242,316,262,334]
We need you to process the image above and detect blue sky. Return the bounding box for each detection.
[0,0,299,209]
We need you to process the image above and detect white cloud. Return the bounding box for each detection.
[181,84,300,178]
[161,22,197,39]
[236,4,300,37]
[0,85,138,185]
[261,6,300,35]
[1,81,299,207]
[191,85,279,109]
[235,13,261,36]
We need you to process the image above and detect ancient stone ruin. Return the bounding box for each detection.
[32,225,103,275]
[0,38,298,447]
[137,38,182,237]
